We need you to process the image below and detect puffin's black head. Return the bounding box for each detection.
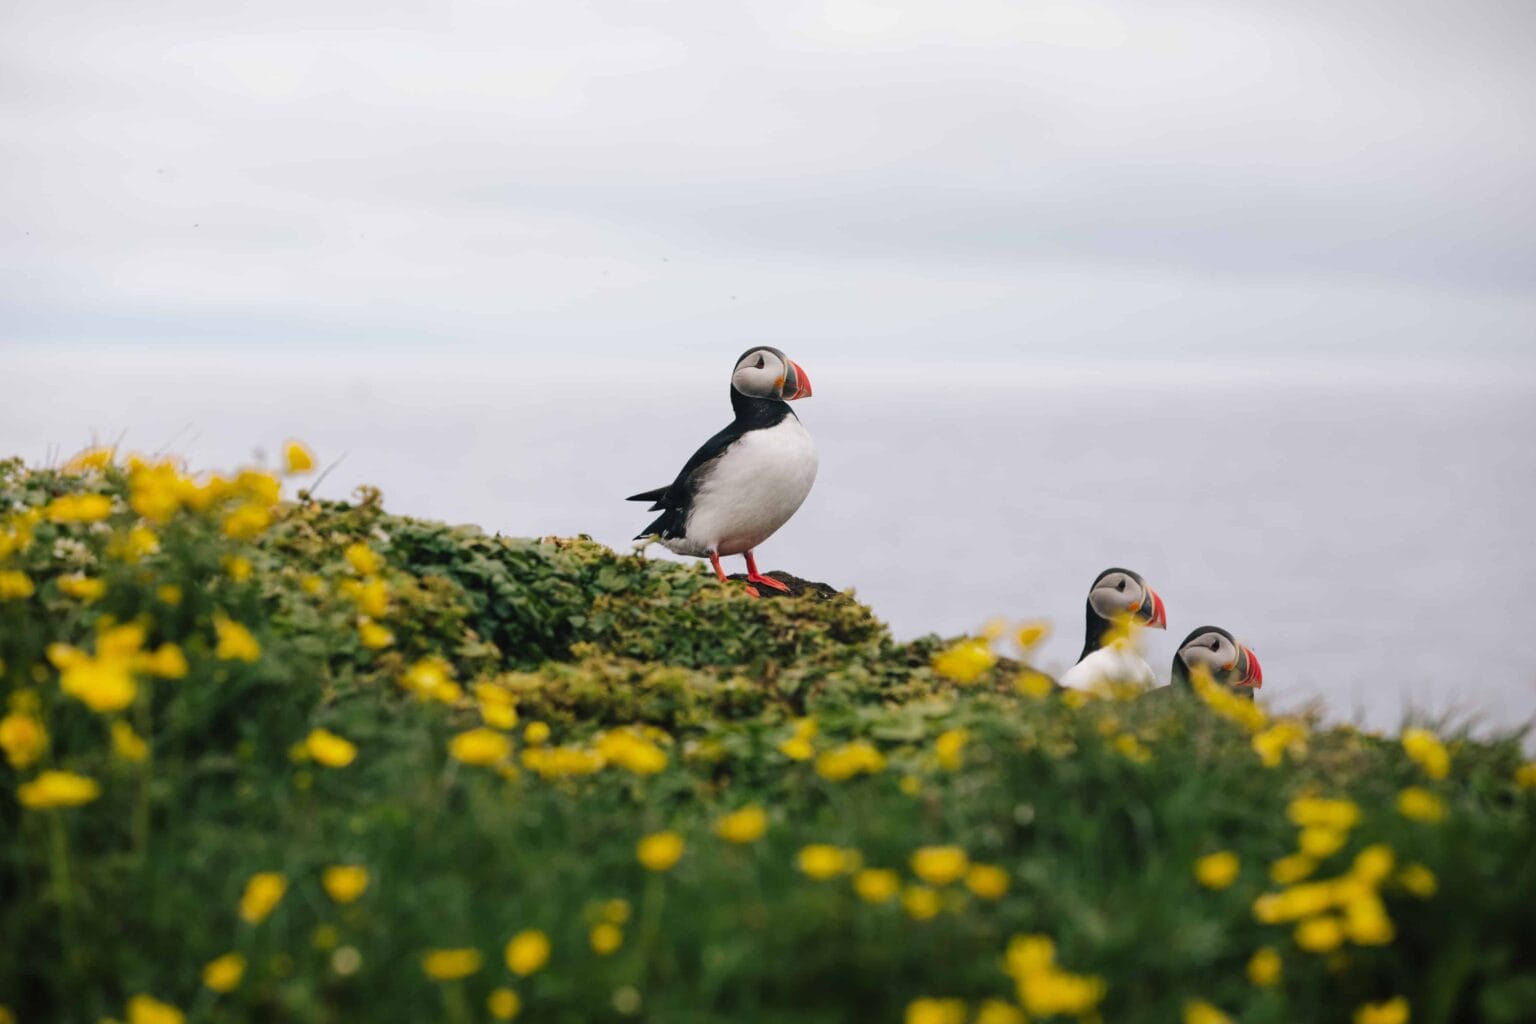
[731,347,812,402]
[1081,567,1166,658]
[1173,625,1263,696]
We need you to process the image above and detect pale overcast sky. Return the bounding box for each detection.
[3,0,1534,361]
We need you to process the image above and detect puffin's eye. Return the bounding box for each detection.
[754,355,765,369]
[1210,639,1221,650]
[1115,579,1126,592]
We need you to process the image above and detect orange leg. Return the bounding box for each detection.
[710,552,760,597]
[744,551,790,593]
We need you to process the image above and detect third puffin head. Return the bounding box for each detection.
[1172,625,1263,697]
[731,347,813,403]
[1081,567,1166,655]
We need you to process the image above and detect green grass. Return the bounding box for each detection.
[2,452,1534,1024]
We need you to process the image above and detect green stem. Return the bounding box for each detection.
[48,811,80,979]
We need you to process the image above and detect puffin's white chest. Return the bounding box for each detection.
[1059,644,1156,692]
[675,417,818,557]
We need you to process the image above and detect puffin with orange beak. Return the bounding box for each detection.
[628,347,816,596]
[1150,625,1263,701]
[1058,567,1168,690]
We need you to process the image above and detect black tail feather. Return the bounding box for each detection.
[626,486,668,507]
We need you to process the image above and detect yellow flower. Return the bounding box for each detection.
[798,844,855,880]
[110,524,161,563]
[854,868,901,903]
[322,865,370,904]
[1294,916,1345,953]
[422,948,482,981]
[305,728,357,768]
[46,492,114,523]
[238,872,287,924]
[1252,720,1308,767]
[223,555,253,582]
[1183,1000,1233,1024]
[1397,787,1446,823]
[347,616,392,649]
[974,1000,1027,1024]
[1270,853,1317,885]
[904,998,966,1024]
[933,728,967,771]
[1349,844,1396,884]
[345,542,383,576]
[931,638,997,684]
[60,657,137,712]
[284,441,316,475]
[1247,946,1282,987]
[899,774,922,796]
[910,845,969,886]
[340,577,391,617]
[1396,863,1437,898]
[1286,795,1360,831]
[714,805,769,844]
[964,863,1010,900]
[1113,733,1152,763]
[1515,762,1536,789]
[17,770,100,809]
[590,922,623,955]
[1194,850,1240,890]
[213,615,261,662]
[814,739,886,781]
[637,830,685,872]
[1015,620,1051,650]
[221,502,271,540]
[600,898,632,924]
[1299,826,1348,859]
[138,643,188,680]
[778,735,814,760]
[596,728,669,774]
[524,721,551,745]
[449,728,512,766]
[1354,996,1410,1024]
[1343,892,1395,946]
[902,884,942,921]
[111,721,149,763]
[58,574,107,603]
[157,583,183,605]
[202,952,246,992]
[1014,669,1056,700]
[0,712,47,769]
[1401,728,1450,780]
[126,994,185,1024]
[64,445,116,473]
[482,701,519,730]
[0,570,36,600]
[401,657,460,703]
[504,929,550,976]
[488,987,522,1020]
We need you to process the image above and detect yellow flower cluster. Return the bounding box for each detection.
[1401,728,1450,780]
[910,846,969,886]
[450,728,513,767]
[931,638,997,685]
[637,830,685,872]
[595,726,669,774]
[1003,934,1106,1018]
[798,844,861,880]
[17,770,101,808]
[1397,786,1446,823]
[814,739,886,782]
[1194,850,1240,890]
[0,710,48,769]
[1189,670,1266,733]
[401,657,460,704]
[905,998,967,1024]
[934,728,967,771]
[1253,844,1399,952]
[239,872,288,924]
[714,805,769,844]
[777,716,817,760]
[1252,719,1309,767]
[304,728,358,768]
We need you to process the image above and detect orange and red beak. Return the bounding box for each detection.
[1235,645,1263,688]
[783,360,813,401]
[1138,588,1167,630]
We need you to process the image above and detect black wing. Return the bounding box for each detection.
[628,423,743,539]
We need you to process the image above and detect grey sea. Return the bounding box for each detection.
[6,347,1535,739]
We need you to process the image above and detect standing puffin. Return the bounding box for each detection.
[1145,625,1263,701]
[1057,567,1168,691]
[628,347,816,596]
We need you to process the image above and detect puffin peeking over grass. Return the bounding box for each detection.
[628,347,816,597]
[1057,567,1167,691]
[1143,625,1263,702]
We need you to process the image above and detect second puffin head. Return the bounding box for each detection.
[732,347,812,402]
[1087,567,1167,630]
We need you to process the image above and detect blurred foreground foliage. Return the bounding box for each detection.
[2,450,1534,1024]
